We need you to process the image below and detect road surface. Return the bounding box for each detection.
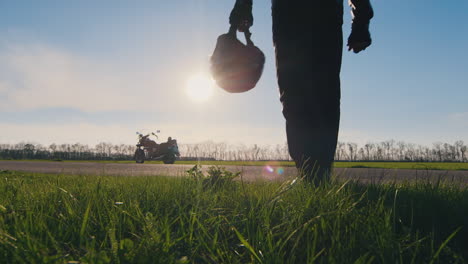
[1,161,468,185]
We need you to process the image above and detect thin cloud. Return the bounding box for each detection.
[0,42,177,112]
[449,112,468,121]
[0,122,286,146]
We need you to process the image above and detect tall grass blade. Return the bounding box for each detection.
[233,227,263,263]
[79,200,92,241]
[429,227,462,264]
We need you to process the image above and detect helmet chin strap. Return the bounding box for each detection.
[228,25,237,36]
[244,29,253,46]
[228,25,254,46]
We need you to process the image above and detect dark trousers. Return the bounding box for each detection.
[272,0,343,184]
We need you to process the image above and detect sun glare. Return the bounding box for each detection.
[185,74,214,102]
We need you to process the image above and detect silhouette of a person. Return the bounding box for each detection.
[230,0,374,184]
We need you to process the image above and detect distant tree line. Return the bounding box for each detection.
[0,140,466,162]
[334,140,466,162]
[0,142,135,161]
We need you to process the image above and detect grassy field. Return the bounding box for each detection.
[334,161,468,171]
[1,168,467,263]
[4,159,468,171]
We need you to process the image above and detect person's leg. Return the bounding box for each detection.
[272,0,343,185]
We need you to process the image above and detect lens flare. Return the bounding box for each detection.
[265,165,274,173]
[263,164,285,176]
[277,168,284,175]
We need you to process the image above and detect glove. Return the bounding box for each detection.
[347,23,372,53]
[229,0,253,33]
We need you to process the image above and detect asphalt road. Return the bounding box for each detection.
[1,161,468,185]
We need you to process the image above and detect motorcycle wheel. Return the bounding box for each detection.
[135,149,145,164]
[162,155,176,164]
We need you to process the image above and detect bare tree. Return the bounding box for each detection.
[364,143,374,160]
[347,143,357,161]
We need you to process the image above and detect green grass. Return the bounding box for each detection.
[3,159,468,171]
[1,169,467,263]
[333,162,468,171]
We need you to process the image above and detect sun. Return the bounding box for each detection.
[185,73,215,102]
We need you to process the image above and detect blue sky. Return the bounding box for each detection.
[0,0,467,146]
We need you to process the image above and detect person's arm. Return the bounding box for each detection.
[347,0,374,53]
[229,0,253,33]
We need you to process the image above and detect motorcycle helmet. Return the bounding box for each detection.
[210,27,265,93]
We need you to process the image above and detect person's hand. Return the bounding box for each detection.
[229,0,253,32]
[347,24,372,53]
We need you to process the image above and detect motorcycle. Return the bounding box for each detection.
[134,132,180,164]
